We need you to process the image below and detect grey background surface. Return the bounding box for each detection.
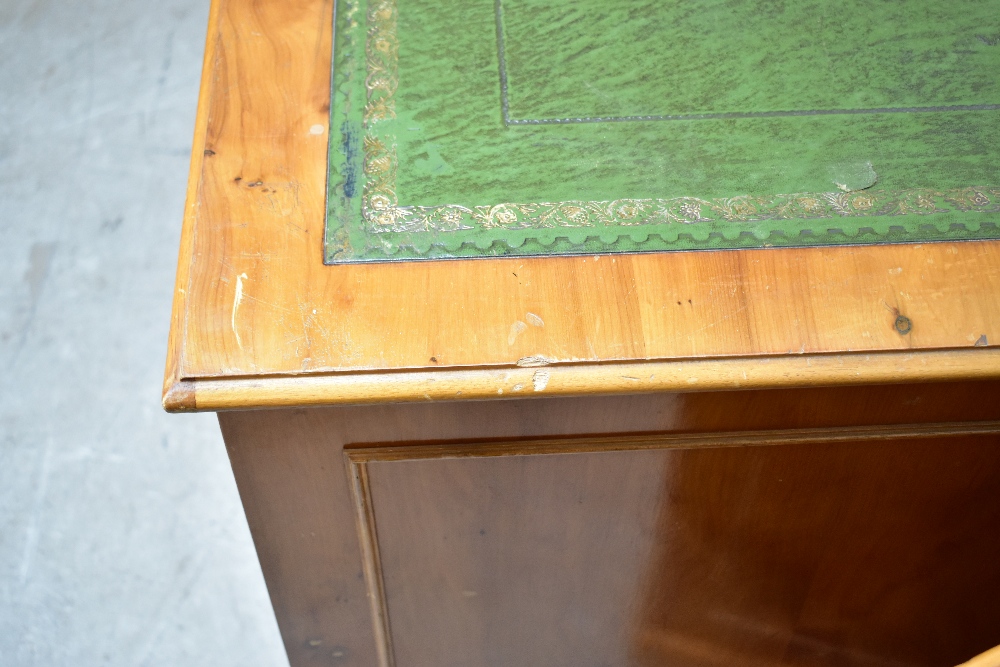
[0,0,289,664]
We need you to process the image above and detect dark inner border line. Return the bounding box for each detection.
[504,105,1000,124]
[493,0,1000,125]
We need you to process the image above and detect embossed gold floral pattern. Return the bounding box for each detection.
[368,190,1000,234]
[363,0,398,125]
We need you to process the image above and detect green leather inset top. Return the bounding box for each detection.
[325,0,1000,262]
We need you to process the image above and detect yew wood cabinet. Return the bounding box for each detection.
[164,0,1000,665]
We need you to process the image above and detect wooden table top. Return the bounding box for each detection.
[163,0,1000,411]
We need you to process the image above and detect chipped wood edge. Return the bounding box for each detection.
[161,0,222,407]
[163,347,1000,412]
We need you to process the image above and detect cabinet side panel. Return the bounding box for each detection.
[219,410,378,667]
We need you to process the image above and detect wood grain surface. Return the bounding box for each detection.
[362,433,1000,667]
[349,424,1000,666]
[169,348,1000,411]
[163,0,1000,411]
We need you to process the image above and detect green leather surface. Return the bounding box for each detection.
[325,0,1000,263]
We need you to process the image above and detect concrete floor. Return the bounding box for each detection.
[0,0,289,664]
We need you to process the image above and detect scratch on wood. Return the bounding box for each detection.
[232,273,248,349]
[237,292,295,314]
[296,304,313,362]
[508,320,527,345]
[525,312,544,327]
